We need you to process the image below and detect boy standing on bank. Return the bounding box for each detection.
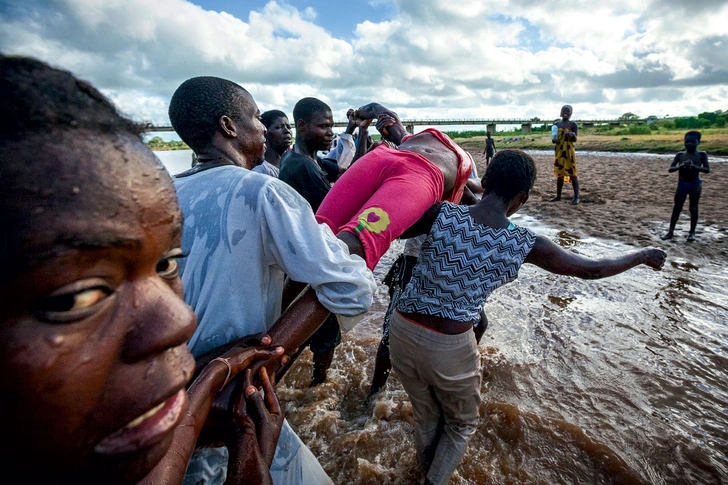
[661,130,710,242]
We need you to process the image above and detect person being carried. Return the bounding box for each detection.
[661,130,710,242]
[550,104,580,204]
[482,131,497,166]
[252,109,292,178]
[169,77,376,485]
[390,149,666,485]
[0,55,285,485]
[315,102,476,271]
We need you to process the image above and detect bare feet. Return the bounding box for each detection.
[571,196,580,205]
[548,196,561,202]
[687,232,696,242]
[660,232,673,240]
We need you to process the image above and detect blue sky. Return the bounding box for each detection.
[1,0,726,128]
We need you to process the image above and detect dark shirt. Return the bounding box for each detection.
[279,148,332,212]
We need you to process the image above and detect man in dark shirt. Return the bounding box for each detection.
[279,97,340,385]
[280,97,336,211]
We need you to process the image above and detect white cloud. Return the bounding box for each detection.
[1,0,725,127]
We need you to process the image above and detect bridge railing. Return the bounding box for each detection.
[144,118,646,132]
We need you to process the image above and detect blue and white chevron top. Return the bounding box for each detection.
[397,202,536,323]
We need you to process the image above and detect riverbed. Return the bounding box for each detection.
[155,149,728,484]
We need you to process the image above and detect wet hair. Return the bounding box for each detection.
[685,130,701,142]
[261,109,288,129]
[481,149,537,201]
[168,76,250,152]
[0,55,143,140]
[293,97,331,125]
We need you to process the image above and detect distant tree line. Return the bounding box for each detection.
[146,136,189,150]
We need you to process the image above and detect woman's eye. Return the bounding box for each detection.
[157,249,185,279]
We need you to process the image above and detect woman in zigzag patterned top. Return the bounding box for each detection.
[390,149,667,485]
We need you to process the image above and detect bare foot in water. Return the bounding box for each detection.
[571,196,580,205]
[661,232,674,240]
[549,196,561,202]
[687,232,696,242]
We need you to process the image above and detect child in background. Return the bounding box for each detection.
[390,150,666,485]
[550,105,580,204]
[661,130,710,242]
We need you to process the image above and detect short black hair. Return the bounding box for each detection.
[482,149,537,201]
[0,54,142,140]
[168,76,250,153]
[261,109,288,129]
[685,130,701,142]
[292,97,331,125]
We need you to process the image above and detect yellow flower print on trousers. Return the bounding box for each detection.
[354,207,391,235]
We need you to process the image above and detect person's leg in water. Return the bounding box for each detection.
[662,187,688,240]
[370,254,418,397]
[308,314,342,386]
[687,184,702,242]
[571,176,580,205]
[549,176,564,202]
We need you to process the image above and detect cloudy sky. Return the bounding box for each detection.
[2,0,727,129]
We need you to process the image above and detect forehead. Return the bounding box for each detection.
[3,132,181,268]
[312,110,334,123]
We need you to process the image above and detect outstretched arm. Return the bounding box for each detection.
[524,235,666,279]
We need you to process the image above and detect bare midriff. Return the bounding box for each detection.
[399,311,474,335]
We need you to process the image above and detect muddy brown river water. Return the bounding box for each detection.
[156,149,728,484]
[278,220,728,485]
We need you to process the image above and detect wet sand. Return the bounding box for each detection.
[277,149,728,485]
[514,150,728,265]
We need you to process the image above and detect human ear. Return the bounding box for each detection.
[219,115,237,138]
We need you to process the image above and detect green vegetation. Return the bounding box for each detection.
[444,110,728,156]
[146,136,189,150]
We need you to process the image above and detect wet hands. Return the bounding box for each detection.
[642,248,667,270]
[225,367,283,484]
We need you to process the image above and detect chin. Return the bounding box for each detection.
[252,157,265,167]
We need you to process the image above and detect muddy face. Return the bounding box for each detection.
[0,132,197,483]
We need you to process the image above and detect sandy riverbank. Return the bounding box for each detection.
[467,149,727,266]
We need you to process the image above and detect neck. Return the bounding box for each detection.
[196,143,249,169]
[470,195,511,228]
[294,140,317,160]
[264,146,282,167]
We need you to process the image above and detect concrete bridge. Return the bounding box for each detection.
[145,117,646,135]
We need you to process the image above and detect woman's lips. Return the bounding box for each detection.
[94,389,187,455]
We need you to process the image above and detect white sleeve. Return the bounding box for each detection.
[259,180,377,318]
[335,133,356,169]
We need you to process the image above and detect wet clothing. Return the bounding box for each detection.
[389,310,481,485]
[279,148,342,357]
[279,149,332,212]
[391,202,535,485]
[252,160,280,178]
[553,124,578,183]
[174,165,376,485]
[316,129,473,270]
[397,203,536,323]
